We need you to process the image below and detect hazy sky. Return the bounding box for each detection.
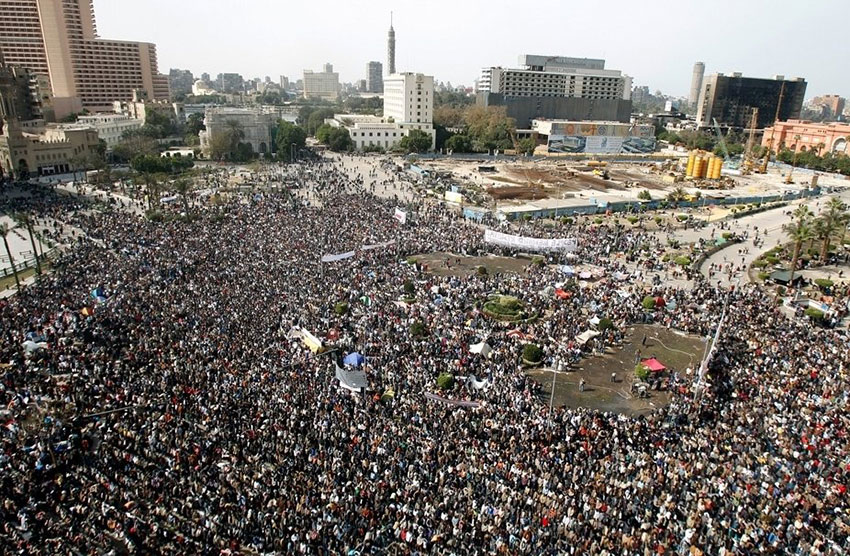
[94,0,848,99]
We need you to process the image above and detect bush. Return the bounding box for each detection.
[654,216,663,224]
[403,279,415,296]
[675,255,692,266]
[642,296,656,310]
[597,317,614,331]
[531,256,545,267]
[804,307,824,321]
[815,278,834,289]
[676,215,689,222]
[477,265,488,275]
[765,255,780,265]
[758,272,770,281]
[635,364,650,381]
[560,216,574,225]
[637,190,652,201]
[753,260,769,268]
[594,217,603,225]
[436,372,454,390]
[721,232,734,240]
[627,216,639,224]
[406,257,417,265]
[334,302,349,315]
[522,343,543,364]
[410,320,427,336]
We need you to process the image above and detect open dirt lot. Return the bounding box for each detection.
[527,324,706,416]
[414,252,532,277]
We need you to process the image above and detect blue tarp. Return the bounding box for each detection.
[343,352,365,367]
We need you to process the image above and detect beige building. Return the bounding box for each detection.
[199,107,278,157]
[0,0,169,118]
[303,64,339,101]
[76,113,142,149]
[0,119,100,179]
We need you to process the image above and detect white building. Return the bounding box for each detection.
[77,114,143,149]
[327,72,435,151]
[199,107,277,157]
[303,64,339,101]
[478,55,631,101]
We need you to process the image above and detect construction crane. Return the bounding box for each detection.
[757,83,786,175]
[712,118,730,160]
[741,108,758,175]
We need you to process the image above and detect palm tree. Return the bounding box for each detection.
[817,198,848,262]
[782,206,814,283]
[14,213,41,275]
[172,178,192,214]
[0,223,21,292]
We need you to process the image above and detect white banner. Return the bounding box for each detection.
[361,240,395,251]
[321,251,356,263]
[394,208,407,225]
[484,229,577,253]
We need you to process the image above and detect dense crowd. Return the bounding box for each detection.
[0,155,848,555]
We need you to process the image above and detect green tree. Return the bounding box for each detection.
[275,121,308,162]
[818,198,848,262]
[398,130,432,153]
[315,123,333,144]
[517,138,536,156]
[464,106,515,151]
[325,127,353,152]
[782,206,814,283]
[172,178,192,214]
[186,113,205,136]
[0,223,21,292]
[445,134,473,153]
[112,131,159,163]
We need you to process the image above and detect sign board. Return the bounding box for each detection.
[484,229,577,253]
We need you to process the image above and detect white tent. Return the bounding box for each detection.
[470,342,493,357]
[575,329,601,345]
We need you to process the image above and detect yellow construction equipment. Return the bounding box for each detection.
[741,108,759,175]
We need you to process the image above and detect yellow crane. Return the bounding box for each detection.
[741,108,758,175]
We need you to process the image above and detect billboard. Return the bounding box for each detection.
[547,123,656,154]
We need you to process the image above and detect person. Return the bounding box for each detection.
[579,378,586,392]
[610,372,617,383]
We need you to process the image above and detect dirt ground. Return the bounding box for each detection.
[414,252,532,277]
[527,324,706,416]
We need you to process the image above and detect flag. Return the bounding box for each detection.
[394,208,407,225]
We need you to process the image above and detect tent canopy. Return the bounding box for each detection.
[641,358,666,372]
[343,352,365,367]
[575,329,601,345]
[470,342,492,357]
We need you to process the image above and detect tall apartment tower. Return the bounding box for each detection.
[0,0,169,118]
[387,13,396,75]
[366,61,383,93]
[689,62,705,112]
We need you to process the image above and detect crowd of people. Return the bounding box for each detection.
[0,154,848,555]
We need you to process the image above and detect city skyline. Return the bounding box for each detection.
[92,0,848,99]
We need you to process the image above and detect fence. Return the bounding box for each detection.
[0,246,60,279]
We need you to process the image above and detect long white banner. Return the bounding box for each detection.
[484,229,577,253]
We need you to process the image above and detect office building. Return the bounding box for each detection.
[0,0,169,117]
[303,64,339,101]
[169,69,194,96]
[280,75,289,90]
[761,119,850,155]
[367,61,383,93]
[688,62,705,111]
[216,73,244,94]
[695,73,807,130]
[476,54,633,127]
[327,72,434,151]
[76,113,142,149]
[387,15,396,75]
[809,95,846,121]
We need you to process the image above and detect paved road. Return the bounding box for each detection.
[700,189,850,287]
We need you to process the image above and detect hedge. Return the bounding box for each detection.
[597,317,614,331]
[403,280,415,296]
[675,255,692,266]
[804,307,824,321]
[642,296,656,310]
[436,372,454,390]
[522,343,543,364]
[815,278,834,289]
[634,364,650,381]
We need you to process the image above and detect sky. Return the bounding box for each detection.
[94,0,849,99]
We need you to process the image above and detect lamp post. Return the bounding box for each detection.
[785,135,801,185]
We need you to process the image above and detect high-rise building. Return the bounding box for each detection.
[0,49,54,122]
[216,73,244,94]
[809,95,846,121]
[387,14,396,75]
[303,64,339,101]
[0,0,169,117]
[279,75,289,90]
[366,61,383,93]
[696,73,807,129]
[689,62,705,111]
[476,54,633,127]
[169,69,194,96]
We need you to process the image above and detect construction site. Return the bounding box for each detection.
[416,141,848,220]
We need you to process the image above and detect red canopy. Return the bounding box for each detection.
[555,288,571,299]
[641,358,666,372]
